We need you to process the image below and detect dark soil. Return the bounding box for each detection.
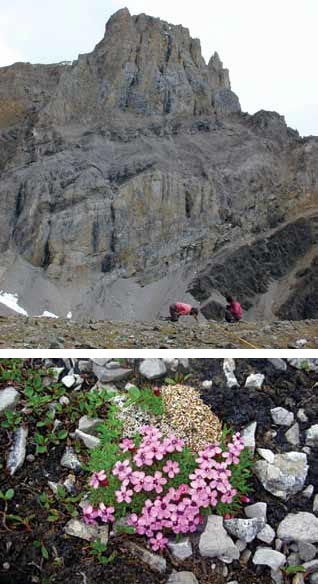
[1,359,317,584]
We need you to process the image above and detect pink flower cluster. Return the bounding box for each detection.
[83,426,245,552]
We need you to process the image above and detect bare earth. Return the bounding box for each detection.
[0,316,317,348]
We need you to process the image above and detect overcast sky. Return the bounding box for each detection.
[0,0,317,136]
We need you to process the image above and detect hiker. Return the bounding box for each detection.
[169,302,199,322]
[225,295,243,323]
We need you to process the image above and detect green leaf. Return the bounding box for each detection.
[37,445,48,454]
[283,565,305,575]
[57,485,66,498]
[5,488,14,500]
[57,430,68,440]
[164,377,176,385]
[41,545,49,560]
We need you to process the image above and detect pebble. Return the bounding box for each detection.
[298,542,317,562]
[3,562,10,570]
[139,359,167,380]
[223,358,239,388]
[241,421,257,454]
[224,518,265,543]
[268,359,287,371]
[303,485,314,499]
[166,572,198,584]
[7,426,28,475]
[313,495,318,514]
[240,549,252,563]
[306,425,318,448]
[59,396,70,406]
[26,454,35,462]
[271,407,294,426]
[64,519,109,545]
[257,524,276,544]
[245,373,265,390]
[0,387,19,413]
[245,502,267,520]
[60,447,82,472]
[293,575,305,584]
[62,374,76,388]
[297,408,309,423]
[93,365,133,383]
[106,361,121,369]
[168,538,192,560]
[257,448,275,464]
[285,423,300,446]
[202,380,213,389]
[252,548,286,570]
[199,515,239,562]
[277,512,318,543]
[75,429,100,449]
[124,541,166,574]
[78,415,103,435]
[295,338,308,347]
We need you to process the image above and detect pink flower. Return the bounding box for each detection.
[83,504,99,525]
[130,471,146,492]
[149,532,168,551]
[143,475,155,492]
[115,480,134,503]
[163,435,184,453]
[119,438,135,452]
[89,470,108,489]
[112,459,132,481]
[98,503,115,523]
[163,460,180,478]
[153,471,167,494]
[133,448,154,468]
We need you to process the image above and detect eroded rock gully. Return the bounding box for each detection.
[0,8,318,322]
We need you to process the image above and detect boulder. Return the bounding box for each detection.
[277,512,318,543]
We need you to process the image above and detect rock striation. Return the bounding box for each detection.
[0,8,318,321]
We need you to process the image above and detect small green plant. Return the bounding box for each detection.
[33,539,49,560]
[164,372,192,385]
[282,565,306,575]
[124,385,165,416]
[88,539,117,564]
[0,488,14,502]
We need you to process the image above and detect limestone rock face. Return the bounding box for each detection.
[0,8,318,321]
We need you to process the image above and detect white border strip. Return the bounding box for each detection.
[0,349,316,358]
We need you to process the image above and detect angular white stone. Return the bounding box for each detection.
[254,452,308,499]
[277,512,318,543]
[257,524,276,544]
[202,380,213,390]
[241,421,257,454]
[306,425,318,448]
[62,374,76,388]
[168,538,193,560]
[271,407,294,426]
[285,423,300,446]
[199,515,239,561]
[0,387,19,414]
[75,429,100,449]
[245,502,267,520]
[257,448,275,464]
[139,359,167,380]
[253,547,286,570]
[245,373,265,390]
[7,426,28,475]
[64,519,109,544]
[224,518,265,543]
[166,572,198,584]
[78,415,103,435]
[223,359,239,389]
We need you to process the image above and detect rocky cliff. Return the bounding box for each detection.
[0,7,317,321]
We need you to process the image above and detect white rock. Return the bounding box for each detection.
[236,540,247,552]
[124,541,166,574]
[245,373,265,390]
[166,572,198,584]
[78,415,103,435]
[296,339,308,347]
[306,425,318,448]
[62,374,76,388]
[313,494,318,514]
[277,512,318,543]
[224,518,265,543]
[271,407,294,426]
[268,359,287,372]
[64,519,109,544]
[202,380,213,390]
[199,515,239,561]
[302,485,314,499]
[75,429,100,449]
[254,452,308,499]
[285,423,300,446]
[298,542,317,562]
[223,359,239,388]
[93,365,133,383]
[271,568,284,584]
[245,502,267,520]
[51,367,64,379]
[252,547,286,570]
[167,538,192,560]
[0,387,20,414]
[139,359,167,380]
[297,408,308,423]
[257,448,275,464]
[7,426,28,475]
[241,421,257,454]
[106,361,121,369]
[59,396,70,406]
[257,524,276,544]
[61,447,82,471]
[163,358,179,372]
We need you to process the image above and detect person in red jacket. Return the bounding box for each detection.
[169,302,199,322]
[225,295,243,323]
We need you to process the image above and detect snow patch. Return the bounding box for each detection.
[40,311,58,319]
[0,291,28,316]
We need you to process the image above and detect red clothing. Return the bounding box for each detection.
[229,301,243,319]
[175,302,192,316]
